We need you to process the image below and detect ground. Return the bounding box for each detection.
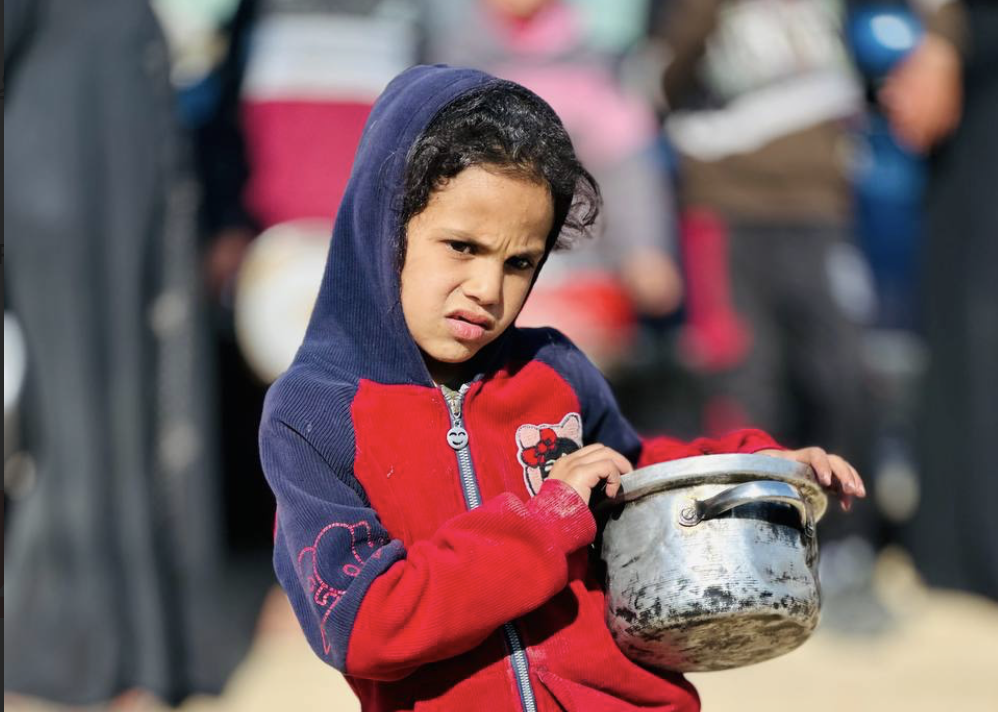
[6,548,998,711]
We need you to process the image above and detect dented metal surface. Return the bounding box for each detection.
[601,455,827,672]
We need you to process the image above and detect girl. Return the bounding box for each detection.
[260,65,864,712]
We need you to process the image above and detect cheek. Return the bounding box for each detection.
[400,275,428,332]
[402,271,454,323]
[501,276,535,321]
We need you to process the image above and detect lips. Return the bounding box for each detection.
[445,310,494,341]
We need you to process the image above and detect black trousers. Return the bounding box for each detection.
[706,221,877,542]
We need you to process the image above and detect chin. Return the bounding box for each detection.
[434,346,478,364]
[427,338,486,364]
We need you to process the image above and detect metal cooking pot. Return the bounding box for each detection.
[600,454,828,672]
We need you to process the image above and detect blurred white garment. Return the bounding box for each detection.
[5,312,26,462]
[666,0,862,160]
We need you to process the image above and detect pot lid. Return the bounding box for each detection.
[610,454,828,522]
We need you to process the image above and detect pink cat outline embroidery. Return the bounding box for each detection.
[297,520,384,656]
[515,412,583,496]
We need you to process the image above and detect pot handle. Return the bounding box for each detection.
[679,480,813,535]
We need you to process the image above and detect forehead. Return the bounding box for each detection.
[414,166,554,249]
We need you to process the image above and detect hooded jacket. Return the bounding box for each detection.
[259,65,779,712]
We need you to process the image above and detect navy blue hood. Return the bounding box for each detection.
[294,65,559,387]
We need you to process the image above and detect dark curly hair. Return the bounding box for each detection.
[396,80,601,271]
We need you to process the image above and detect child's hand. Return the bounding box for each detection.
[756,447,866,511]
[547,444,634,505]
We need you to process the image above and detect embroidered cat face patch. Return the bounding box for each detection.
[516,412,583,496]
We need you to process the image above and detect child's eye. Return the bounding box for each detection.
[507,256,535,272]
[446,241,475,255]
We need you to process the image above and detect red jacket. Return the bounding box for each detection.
[262,329,778,712]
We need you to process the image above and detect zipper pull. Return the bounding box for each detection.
[443,385,470,450]
[447,425,469,450]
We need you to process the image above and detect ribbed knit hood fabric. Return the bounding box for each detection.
[295,64,561,387]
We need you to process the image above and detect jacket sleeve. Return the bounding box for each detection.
[653,0,723,109]
[261,416,595,682]
[636,429,782,469]
[542,330,782,466]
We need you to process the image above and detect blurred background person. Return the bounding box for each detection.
[879,0,998,601]
[420,0,685,373]
[649,0,887,629]
[653,0,870,469]
[187,0,419,557]
[4,0,267,705]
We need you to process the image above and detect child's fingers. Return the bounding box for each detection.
[603,468,623,499]
[804,447,833,488]
[574,459,626,485]
[850,464,865,496]
[563,460,625,493]
[829,454,865,497]
[568,446,633,474]
[610,449,634,474]
[546,445,604,480]
[549,459,625,504]
[559,443,608,462]
[553,443,621,471]
[768,446,866,505]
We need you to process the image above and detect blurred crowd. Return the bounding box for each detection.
[4,0,997,706]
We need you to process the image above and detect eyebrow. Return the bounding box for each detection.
[444,229,545,262]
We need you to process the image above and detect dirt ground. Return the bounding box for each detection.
[7,548,998,712]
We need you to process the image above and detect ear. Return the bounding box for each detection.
[516,423,541,448]
[559,413,583,444]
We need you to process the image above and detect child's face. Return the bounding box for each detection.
[400,165,554,384]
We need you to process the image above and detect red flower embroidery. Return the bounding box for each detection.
[521,428,559,467]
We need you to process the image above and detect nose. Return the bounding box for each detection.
[464,259,504,307]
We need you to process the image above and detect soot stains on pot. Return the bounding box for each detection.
[702,585,737,608]
[618,554,641,569]
[613,606,637,624]
[609,576,820,669]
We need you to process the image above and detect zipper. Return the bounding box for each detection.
[444,384,481,510]
[502,622,536,712]
[442,385,537,712]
